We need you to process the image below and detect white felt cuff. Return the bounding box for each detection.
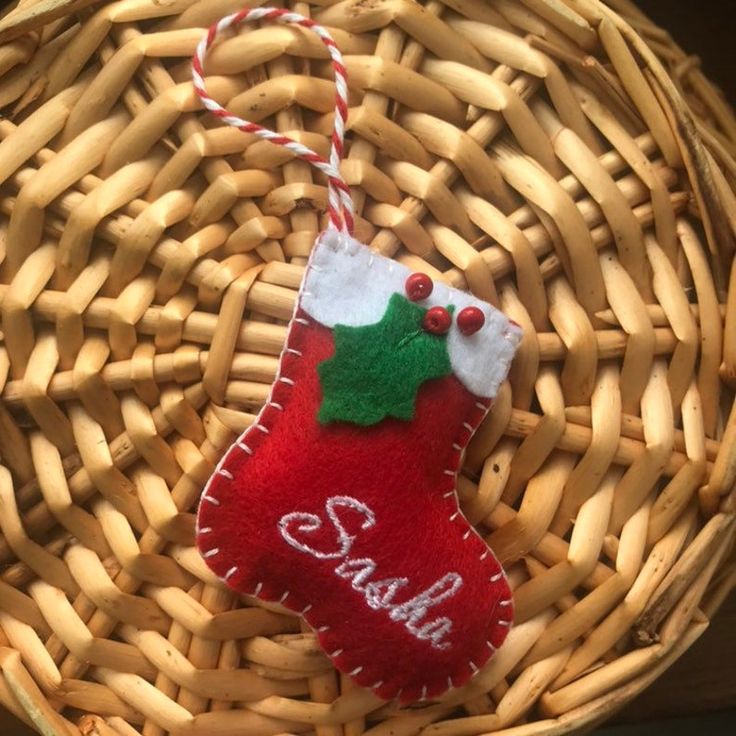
[300,230,522,399]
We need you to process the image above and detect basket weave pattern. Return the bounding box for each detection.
[0,0,735,734]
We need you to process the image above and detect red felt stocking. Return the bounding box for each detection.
[192,8,522,703]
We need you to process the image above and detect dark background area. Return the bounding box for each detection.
[636,0,734,101]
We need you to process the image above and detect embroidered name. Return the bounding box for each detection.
[278,496,462,650]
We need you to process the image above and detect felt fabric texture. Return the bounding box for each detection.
[317,293,453,426]
[197,230,520,703]
[198,316,514,701]
[301,230,523,398]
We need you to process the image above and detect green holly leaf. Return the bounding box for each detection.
[317,293,453,426]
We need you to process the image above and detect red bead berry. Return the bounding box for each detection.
[422,306,452,335]
[457,306,485,336]
[405,272,433,301]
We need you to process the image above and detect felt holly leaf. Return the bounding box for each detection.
[317,292,453,426]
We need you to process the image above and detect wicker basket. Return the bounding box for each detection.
[0,0,734,734]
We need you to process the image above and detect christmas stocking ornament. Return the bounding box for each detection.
[192,7,522,703]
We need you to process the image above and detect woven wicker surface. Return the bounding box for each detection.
[0,0,735,734]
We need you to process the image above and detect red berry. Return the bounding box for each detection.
[422,306,452,335]
[405,272,433,301]
[457,306,485,335]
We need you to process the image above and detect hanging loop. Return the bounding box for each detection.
[192,6,354,234]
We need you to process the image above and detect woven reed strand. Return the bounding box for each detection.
[0,0,734,735]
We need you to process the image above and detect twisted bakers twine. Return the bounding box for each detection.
[191,5,355,234]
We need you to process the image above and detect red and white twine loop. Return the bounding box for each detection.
[191,6,354,234]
